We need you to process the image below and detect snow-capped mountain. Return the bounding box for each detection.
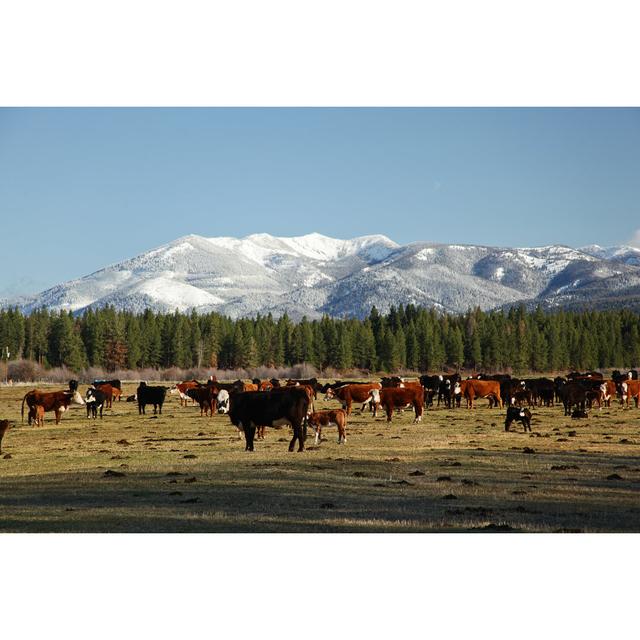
[7,233,640,318]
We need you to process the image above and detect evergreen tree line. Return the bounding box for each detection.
[0,304,639,374]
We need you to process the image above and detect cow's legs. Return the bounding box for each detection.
[244,423,256,451]
[288,426,298,452]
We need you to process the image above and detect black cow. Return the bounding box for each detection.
[521,378,553,405]
[0,419,10,453]
[559,382,587,416]
[228,387,309,452]
[93,378,122,390]
[501,378,525,404]
[612,369,638,383]
[318,381,363,394]
[477,373,511,382]
[137,382,168,415]
[538,387,555,407]
[186,385,216,417]
[511,389,534,407]
[69,379,79,392]
[380,376,404,388]
[554,377,567,403]
[419,375,443,407]
[504,406,532,432]
[437,374,461,408]
[85,387,108,419]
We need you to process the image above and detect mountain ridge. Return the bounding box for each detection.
[5,233,640,319]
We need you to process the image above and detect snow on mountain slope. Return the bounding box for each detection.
[10,233,640,318]
[579,244,640,266]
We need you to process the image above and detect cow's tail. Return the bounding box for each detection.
[302,414,308,442]
[21,391,32,423]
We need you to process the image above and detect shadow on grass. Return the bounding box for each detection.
[2,447,640,532]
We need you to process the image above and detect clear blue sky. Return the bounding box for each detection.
[1,108,639,296]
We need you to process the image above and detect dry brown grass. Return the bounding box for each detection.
[1,382,639,532]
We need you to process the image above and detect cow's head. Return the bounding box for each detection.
[453,381,461,395]
[325,388,336,400]
[67,390,85,406]
[217,389,230,414]
[368,389,381,404]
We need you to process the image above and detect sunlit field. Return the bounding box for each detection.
[1,381,639,532]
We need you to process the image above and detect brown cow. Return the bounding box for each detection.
[586,388,603,410]
[600,381,617,407]
[458,379,503,409]
[620,380,640,408]
[94,383,117,409]
[0,419,11,453]
[370,386,424,423]
[170,380,202,407]
[307,409,347,445]
[325,383,381,416]
[21,389,85,425]
[272,384,315,413]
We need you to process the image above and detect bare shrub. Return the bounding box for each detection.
[8,359,42,382]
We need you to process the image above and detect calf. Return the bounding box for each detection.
[30,404,45,427]
[85,387,108,419]
[571,409,589,419]
[307,409,347,445]
[585,388,603,410]
[504,406,531,432]
[0,419,10,453]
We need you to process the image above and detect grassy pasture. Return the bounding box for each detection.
[1,382,639,533]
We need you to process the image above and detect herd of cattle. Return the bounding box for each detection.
[2,368,639,454]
